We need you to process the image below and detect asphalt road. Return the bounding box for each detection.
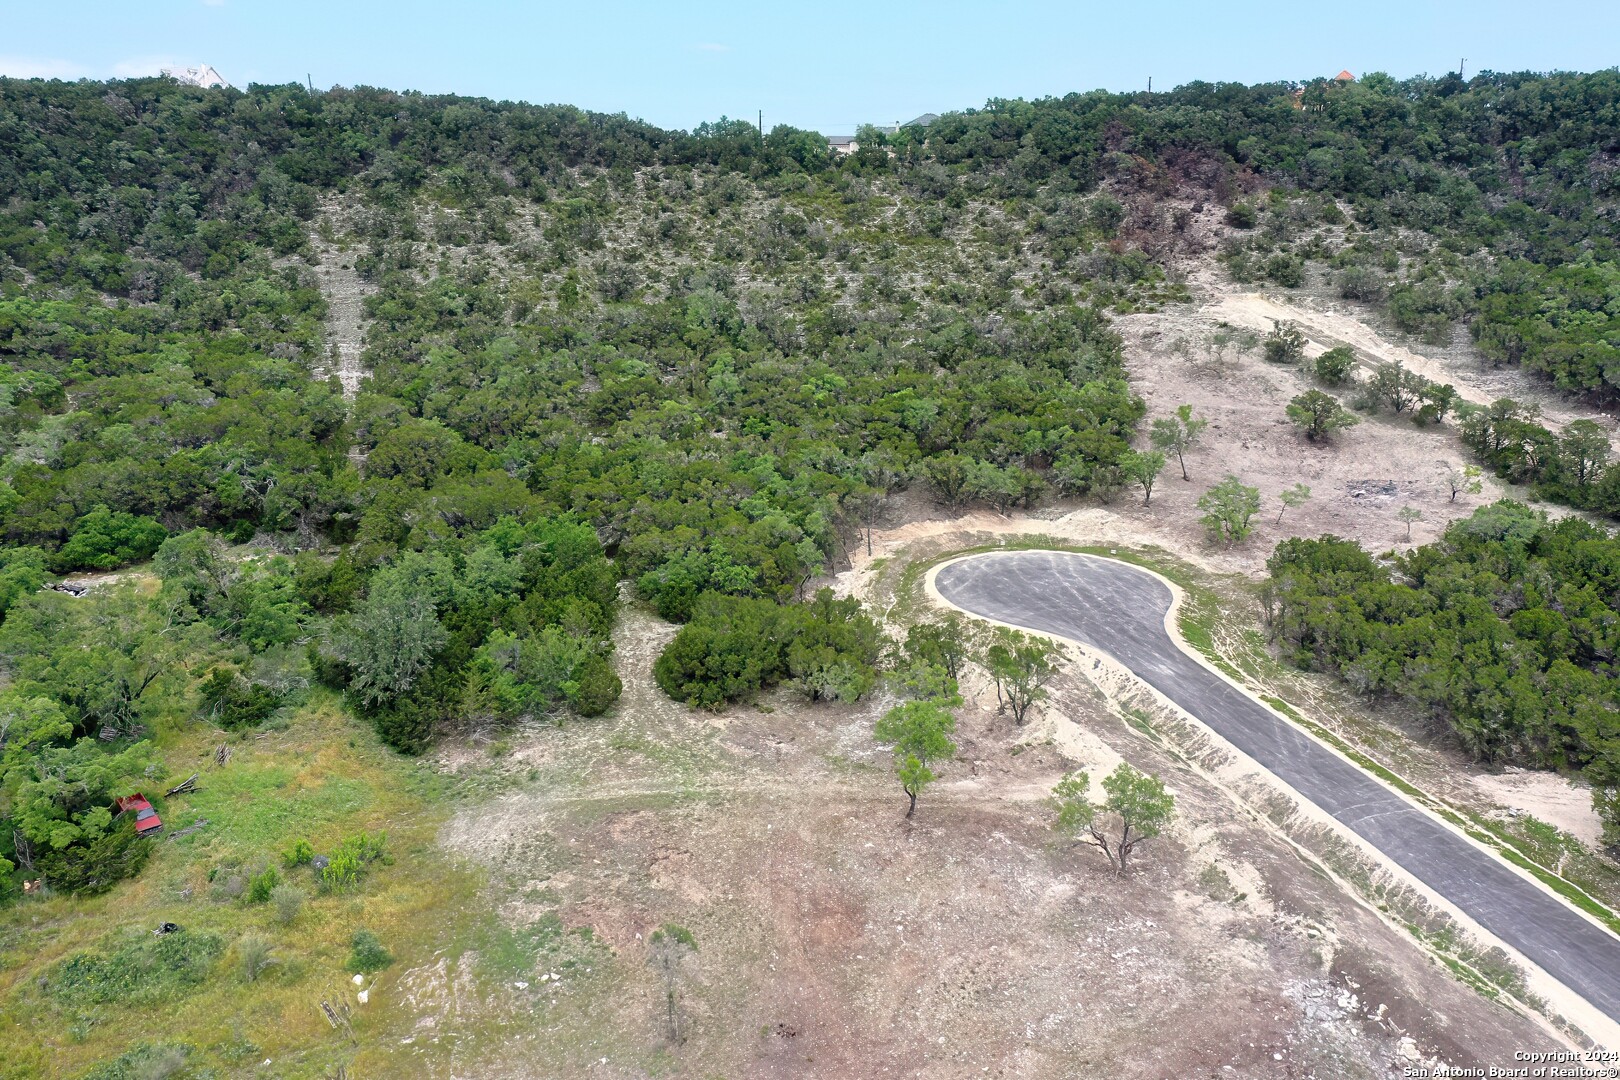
[934,549,1620,1024]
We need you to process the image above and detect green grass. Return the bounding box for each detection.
[0,691,483,1080]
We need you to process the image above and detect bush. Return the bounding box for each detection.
[198,667,282,730]
[270,884,305,925]
[246,866,281,904]
[1225,202,1258,229]
[655,590,884,709]
[35,818,153,897]
[1264,253,1304,288]
[1262,321,1306,365]
[281,839,315,868]
[319,831,389,893]
[78,1043,195,1080]
[237,934,278,982]
[50,506,168,573]
[49,928,225,1006]
[1313,345,1356,385]
[347,929,394,973]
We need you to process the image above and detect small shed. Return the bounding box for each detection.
[114,794,163,837]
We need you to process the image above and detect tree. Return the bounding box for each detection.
[1120,449,1166,506]
[51,506,168,573]
[1313,345,1356,385]
[1275,483,1311,524]
[1050,763,1176,874]
[873,700,957,817]
[1416,381,1460,426]
[649,923,698,1044]
[1559,419,1611,491]
[1262,320,1306,365]
[1397,504,1423,541]
[1286,390,1359,441]
[1365,362,1426,414]
[329,562,449,709]
[1444,464,1483,502]
[1149,405,1209,481]
[904,614,973,681]
[983,628,1062,725]
[1197,475,1261,543]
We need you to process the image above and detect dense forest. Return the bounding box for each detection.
[1268,503,1620,840]
[4,68,1620,898]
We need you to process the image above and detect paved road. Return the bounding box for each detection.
[935,549,1620,1024]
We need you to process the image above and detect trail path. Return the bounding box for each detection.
[308,230,370,400]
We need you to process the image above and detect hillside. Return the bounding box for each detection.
[3,70,1620,1077]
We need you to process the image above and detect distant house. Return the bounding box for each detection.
[1334,70,1355,83]
[827,112,937,154]
[162,64,230,89]
[115,794,163,837]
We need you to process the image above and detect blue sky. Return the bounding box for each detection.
[4,1,1617,133]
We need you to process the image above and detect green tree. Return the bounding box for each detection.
[873,700,957,818]
[329,562,449,709]
[1262,321,1307,365]
[983,628,1062,725]
[1119,449,1166,506]
[1313,345,1356,385]
[1286,390,1359,441]
[1050,763,1176,874]
[1149,405,1209,481]
[51,507,167,573]
[1365,362,1427,414]
[1558,419,1611,491]
[1197,475,1262,543]
[1397,504,1423,540]
[1275,483,1311,524]
[1444,464,1483,502]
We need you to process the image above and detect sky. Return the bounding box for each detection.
[3,0,1618,133]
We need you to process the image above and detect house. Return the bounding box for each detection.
[162,64,230,89]
[1334,70,1355,83]
[902,112,939,128]
[114,794,163,837]
[827,135,859,155]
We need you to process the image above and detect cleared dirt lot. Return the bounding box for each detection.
[377,592,1569,1079]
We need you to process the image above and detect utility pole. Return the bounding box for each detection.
[1459,58,1466,80]
[1147,76,1152,93]
[758,109,763,140]
[307,73,314,94]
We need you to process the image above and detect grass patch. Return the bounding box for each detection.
[0,690,483,1080]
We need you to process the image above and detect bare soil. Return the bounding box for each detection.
[386,595,1563,1079]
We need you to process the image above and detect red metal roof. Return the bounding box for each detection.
[115,794,163,835]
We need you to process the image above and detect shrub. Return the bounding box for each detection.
[347,929,394,973]
[79,1043,195,1080]
[270,884,305,926]
[246,866,281,904]
[319,831,389,893]
[49,929,225,1006]
[280,839,315,868]
[198,667,282,730]
[1262,321,1307,365]
[50,506,168,573]
[655,590,884,709]
[237,934,278,983]
[1313,345,1356,385]
[1225,202,1258,229]
[35,818,153,897]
